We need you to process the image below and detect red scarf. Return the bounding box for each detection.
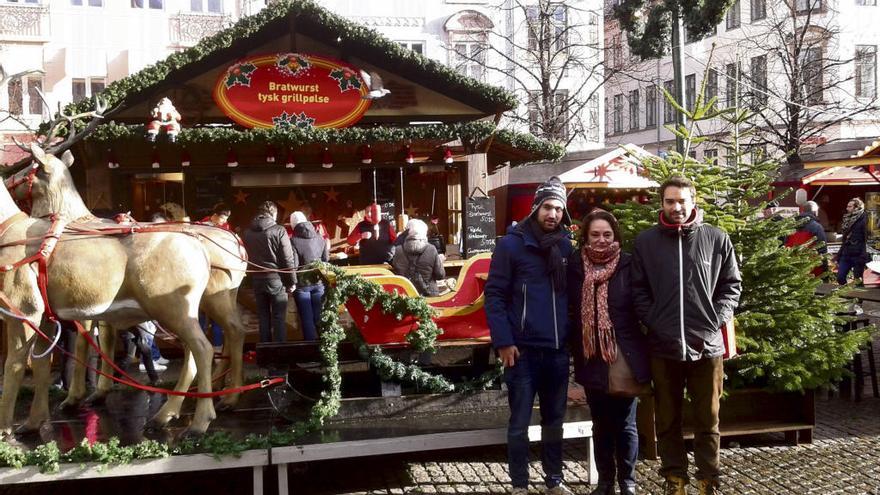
[581,242,621,363]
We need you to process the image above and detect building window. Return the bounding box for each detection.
[801,47,823,104]
[629,89,639,130]
[750,54,768,106]
[587,94,600,142]
[726,0,741,29]
[72,77,106,104]
[685,74,696,109]
[587,12,599,46]
[452,40,486,81]
[751,0,766,20]
[526,3,568,54]
[397,41,425,55]
[190,0,221,12]
[856,45,877,98]
[7,76,44,116]
[857,0,877,5]
[725,148,737,167]
[663,80,675,123]
[72,0,104,5]
[726,63,740,107]
[528,90,569,141]
[613,93,624,133]
[646,84,657,127]
[131,0,163,9]
[704,148,718,163]
[707,68,719,103]
[611,35,623,69]
[796,0,822,13]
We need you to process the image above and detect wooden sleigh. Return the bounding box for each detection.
[342,253,493,346]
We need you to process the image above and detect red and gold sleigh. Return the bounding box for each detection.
[342,254,492,345]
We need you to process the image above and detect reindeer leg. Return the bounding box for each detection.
[203,291,246,411]
[0,319,29,440]
[146,349,195,430]
[168,318,216,438]
[59,321,90,410]
[85,322,115,406]
[18,321,54,433]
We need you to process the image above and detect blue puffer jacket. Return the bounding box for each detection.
[485,226,573,350]
[567,252,651,391]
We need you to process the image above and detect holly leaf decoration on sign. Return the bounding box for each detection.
[225,62,257,88]
[292,111,316,129]
[276,53,310,77]
[273,111,315,129]
[329,68,362,92]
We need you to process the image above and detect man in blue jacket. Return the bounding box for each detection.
[485,176,574,495]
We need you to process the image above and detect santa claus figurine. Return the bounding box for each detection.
[146,97,182,143]
[346,203,397,265]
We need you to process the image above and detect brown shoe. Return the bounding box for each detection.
[663,476,688,495]
[698,479,720,495]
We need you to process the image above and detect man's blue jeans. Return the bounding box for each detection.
[253,278,289,343]
[585,390,639,490]
[293,284,325,341]
[503,345,570,489]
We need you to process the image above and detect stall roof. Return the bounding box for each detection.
[507,144,657,188]
[65,0,518,121]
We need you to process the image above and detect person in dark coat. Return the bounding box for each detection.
[391,219,445,296]
[785,201,828,276]
[485,176,574,495]
[346,203,397,264]
[568,210,649,495]
[243,201,298,343]
[835,197,868,285]
[289,211,329,340]
[631,176,741,495]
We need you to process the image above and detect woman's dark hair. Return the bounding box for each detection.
[581,209,621,244]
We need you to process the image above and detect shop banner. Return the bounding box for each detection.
[213,53,371,129]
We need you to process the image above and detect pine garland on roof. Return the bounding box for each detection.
[66,0,517,117]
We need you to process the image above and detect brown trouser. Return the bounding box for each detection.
[651,356,723,482]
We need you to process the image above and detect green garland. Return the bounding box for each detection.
[494,129,566,162]
[0,262,501,473]
[65,0,517,118]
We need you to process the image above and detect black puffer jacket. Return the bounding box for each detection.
[391,237,445,296]
[839,213,867,260]
[631,213,742,361]
[291,222,329,286]
[243,214,297,287]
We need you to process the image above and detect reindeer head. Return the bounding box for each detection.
[5,144,78,217]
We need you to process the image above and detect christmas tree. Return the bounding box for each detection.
[612,82,874,392]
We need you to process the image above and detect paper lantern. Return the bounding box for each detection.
[443,147,454,164]
[107,149,119,169]
[321,148,333,169]
[227,149,239,168]
[405,146,414,165]
[266,145,277,164]
[181,150,192,167]
[151,150,160,169]
[360,145,373,164]
[285,149,296,169]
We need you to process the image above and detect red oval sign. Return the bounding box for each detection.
[213,53,371,129]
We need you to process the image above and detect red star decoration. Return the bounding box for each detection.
[593,164,611,181]
[277,190,303,214]
[405,204,420,217]
[233,189,250,204]
[323,186,341,202]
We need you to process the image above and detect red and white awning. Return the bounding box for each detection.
[557,144,658,189]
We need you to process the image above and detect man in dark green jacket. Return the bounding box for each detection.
[631,176,741,495]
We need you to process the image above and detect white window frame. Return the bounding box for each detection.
[72,76,106,104]
[856,45,877,99]
[130,0,164,10]
[397,41,425,55]
[6,74,45,116]
[189,0,222,13]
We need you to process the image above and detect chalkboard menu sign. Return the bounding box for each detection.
[464,196,496,258]
[193,174,229,219]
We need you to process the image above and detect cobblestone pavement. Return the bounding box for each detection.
[279,395,879,495]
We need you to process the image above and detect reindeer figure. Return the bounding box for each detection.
[8,148,251,417]
[0,144,222,438]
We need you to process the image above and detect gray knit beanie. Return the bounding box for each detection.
[528,176,571,225]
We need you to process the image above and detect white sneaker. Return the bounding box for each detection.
[154,357,169,365]
[138,362,167,372]
[546,484,573,495]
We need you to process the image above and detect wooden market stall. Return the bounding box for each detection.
[53,1,562,261]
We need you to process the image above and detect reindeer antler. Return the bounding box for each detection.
[44,95,111,156]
